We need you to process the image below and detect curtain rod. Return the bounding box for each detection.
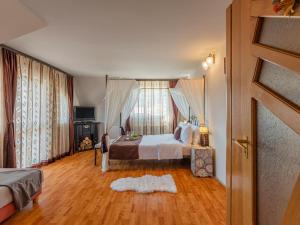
[107,77,136,80]
[107,77,178,81]
[0,44,71,76]
[136,79,178,81]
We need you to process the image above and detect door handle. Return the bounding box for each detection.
[233,137,249,159]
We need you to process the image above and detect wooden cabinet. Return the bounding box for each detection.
[74,122,100,152]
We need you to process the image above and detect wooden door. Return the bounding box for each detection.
[227,1,300,225]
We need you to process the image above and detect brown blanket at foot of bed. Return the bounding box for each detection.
[0,169,43,210]
[109,135,142,160]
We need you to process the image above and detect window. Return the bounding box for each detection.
[130,81,173,135]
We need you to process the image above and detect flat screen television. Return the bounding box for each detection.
[74,106,95,121]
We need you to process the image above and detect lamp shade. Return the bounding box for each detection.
[206,55,214,65]
[202,61,209,71]
[199,126,209,146]
[199,126,209,134]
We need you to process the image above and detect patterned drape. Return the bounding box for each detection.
[67,76,75,155]
[169,80,178,132]
[15,54,70,168]
[0,48,5,167]
[130,81,173,135]
[2,49,17,168]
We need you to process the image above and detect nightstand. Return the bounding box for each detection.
[191,145,213,177]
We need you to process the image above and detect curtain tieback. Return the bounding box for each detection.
[7,122,14,125]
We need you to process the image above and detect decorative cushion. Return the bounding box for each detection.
[174,126,182,140]
[180,125,193,144]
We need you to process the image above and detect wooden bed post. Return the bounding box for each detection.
[104,74,110,171]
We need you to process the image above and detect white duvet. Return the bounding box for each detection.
[138,134,188,160]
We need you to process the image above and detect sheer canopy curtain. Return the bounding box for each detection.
[169,88,190,120]
[104,79,138,133]
[176,78,204,123]
[14,54,69,168]
[0,48,5,167]
[121,84,140,128]
[130,81,174,135]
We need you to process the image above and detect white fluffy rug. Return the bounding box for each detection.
[110,174,177,193]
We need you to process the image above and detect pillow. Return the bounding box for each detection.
[191,125,200,145]
[174,126,182,140]
[178,121,188,128]
[180,125,193,144]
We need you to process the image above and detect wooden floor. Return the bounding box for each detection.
[4,151,226,225]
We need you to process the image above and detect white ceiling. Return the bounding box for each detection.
[6,0,231,78]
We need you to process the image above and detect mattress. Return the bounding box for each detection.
[109,134,191,160]
[138,134,191,160]
[0,186,12,208]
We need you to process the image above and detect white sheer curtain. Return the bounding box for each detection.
[0,48,5,167]
[103,79,138,172]
[121,83,140,127]
[169,88,190,120]
[176,78,204,123]
[14,55,69,168]
[104,79,138,133]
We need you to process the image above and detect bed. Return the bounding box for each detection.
[100,123,200,171]
[0,169,43,223]
[107,133,192,161]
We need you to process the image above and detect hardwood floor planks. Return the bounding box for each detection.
[3,151,226,225]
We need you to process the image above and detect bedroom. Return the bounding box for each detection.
[0,0,299,225]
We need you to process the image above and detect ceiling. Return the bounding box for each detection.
[5,0,231,78]
[0,0,45,44]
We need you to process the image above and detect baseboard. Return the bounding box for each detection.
[214,176,226,187]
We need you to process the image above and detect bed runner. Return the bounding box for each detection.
[0,169,43,210]
[109,135,142,160]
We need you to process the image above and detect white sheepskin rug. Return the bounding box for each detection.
[110,174,177,193]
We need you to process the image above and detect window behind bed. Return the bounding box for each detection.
[130,81,174,135]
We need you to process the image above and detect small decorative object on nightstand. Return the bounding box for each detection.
[199,125,209,147]
[191,145,213,177]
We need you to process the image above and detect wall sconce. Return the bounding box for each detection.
[202,51,216,71]
[206,52,215,65]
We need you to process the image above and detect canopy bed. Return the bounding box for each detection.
[100,76,207,172]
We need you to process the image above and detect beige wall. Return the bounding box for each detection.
[73,76,106,121]
[73,76,106,138]
[73,76,122,139]
[193,42,227,185]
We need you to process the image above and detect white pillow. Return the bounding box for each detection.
[178,121,187,128]
[191,125,200,145]
[180,125,193,145]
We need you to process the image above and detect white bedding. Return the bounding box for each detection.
[138,134,191,160]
